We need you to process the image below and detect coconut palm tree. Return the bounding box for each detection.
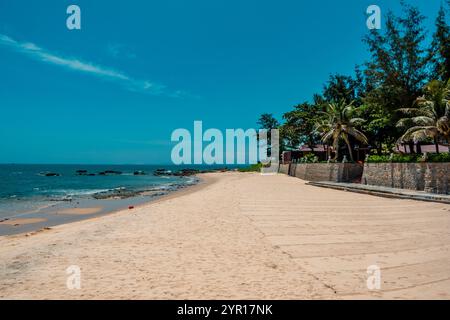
[315,100,368,161]
[397,80,450,153]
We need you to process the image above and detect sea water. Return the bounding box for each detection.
[0,164,207,219]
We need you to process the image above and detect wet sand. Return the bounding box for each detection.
[0,218,47,226]
[0,172,449,299]
[0,179,201,236]
[56,208,103,215]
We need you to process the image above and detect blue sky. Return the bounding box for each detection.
[0,0,443,164]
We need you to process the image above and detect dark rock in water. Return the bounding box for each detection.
[98,170,122,176]
[92,187,144,199]
[76,170,96,176]
[45,172,60,177]
[104,170,122,175]
[134,171,146,175]
[154,167,228,177]
[153,169,172,176]
[152,192,167,197]
[173,169,200,176]
[93,188,139,200]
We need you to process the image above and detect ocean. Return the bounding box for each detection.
[0,164,209,219]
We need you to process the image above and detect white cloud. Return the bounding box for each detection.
[0,34,174,96]
[107,43,137,60]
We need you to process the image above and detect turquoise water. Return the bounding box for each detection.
[0,164,204,218]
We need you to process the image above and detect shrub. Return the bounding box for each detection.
[238,163,263,172]
[298,153,319,163]
[391,154,421,163]
[367,154,420,163]
[366,155,391,163]
[426,152,450,162]
[367,152,450,163]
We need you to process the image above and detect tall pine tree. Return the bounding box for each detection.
[430,3,450,82]
[362,3,430,151]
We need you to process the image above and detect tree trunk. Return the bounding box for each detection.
[408,141,415,154]
[434,137,439,154]
[333,141,339,161]
[416,142,422,154]
[345,140,354,162]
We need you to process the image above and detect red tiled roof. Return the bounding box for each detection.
[298,145,327,152]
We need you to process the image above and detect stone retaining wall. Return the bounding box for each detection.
[279,164,290,175]
[280,162,450,194]
[362,162,450,194]
[278,163,363,183]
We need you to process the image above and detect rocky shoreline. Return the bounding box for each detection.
[91,167,231,200]
[40,167,231,178]
[153,167,230,176]
[91,180,198,200]
[28,167,235,202]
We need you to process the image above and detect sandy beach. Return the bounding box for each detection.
[0,171,449,299]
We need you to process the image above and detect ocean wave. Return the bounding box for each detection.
[51,189,112,197]
[1,174,199,204]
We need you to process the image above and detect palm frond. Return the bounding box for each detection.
[410,116,434,126]
[400,126,438,142]
[347,127,368,144]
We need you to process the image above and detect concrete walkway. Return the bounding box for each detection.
[307,181,450,204]
[243,174,450,299]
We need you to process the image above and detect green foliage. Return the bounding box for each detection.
[368,154,420,163]
[255,2,450,159]
[315,100,368,161]
[430,4,450,82]
[367,152,450,163]
[281,102,323,150]
[238,163,263,172]
[397,79,450,147]
[366,155,390,163]
[427,152,450,162]
[322,73,363,106]
[256,113,284,156]
[361,3,431,150]
[298,153,319,163]
[257,114,279,130]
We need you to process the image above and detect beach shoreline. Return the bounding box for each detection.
[1,171,449,299]
[0,174,210,237]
